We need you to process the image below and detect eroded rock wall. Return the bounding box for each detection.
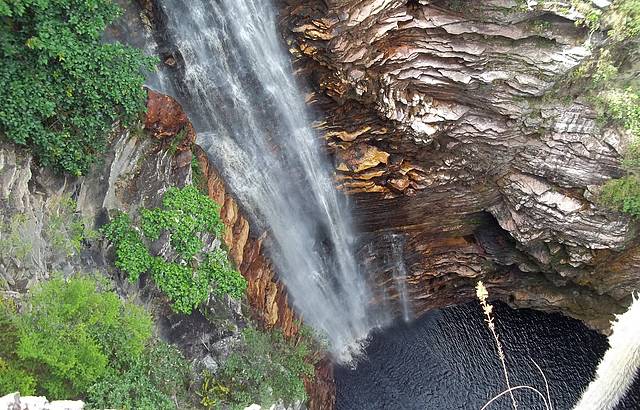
[279,0,640,332]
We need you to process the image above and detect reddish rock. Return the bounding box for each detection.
[305,357,336,410]
[194,145,333,408]
[144,89,196,152]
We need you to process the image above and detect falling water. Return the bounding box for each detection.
[151,0,386,361]
[389,235,412,323]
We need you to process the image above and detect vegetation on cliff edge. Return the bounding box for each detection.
[565,1,640,216]
[102,185,247,314]
[0,0,156,175]
[0,276,190,408]
[197,327,315,410]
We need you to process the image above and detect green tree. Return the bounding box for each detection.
[12,276,152,398]
[0,0,156,175]
[0,276,192,408]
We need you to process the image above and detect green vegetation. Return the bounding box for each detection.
[0,276,190,408]
[103,185,246,314]
[0,214,33,263]
[599,174,640,217]
[191,155,208,195]
[45,195,98,257]
[198,327,314,410]
[86,341,190,410]
[0,0,156,175]
[562,1,640,216]
[608,0,640,41]
[595,87,640,216]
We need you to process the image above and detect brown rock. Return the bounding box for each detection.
[144,89,196,152]
[280,0,640,338]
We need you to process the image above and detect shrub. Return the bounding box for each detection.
[0,276,192,408]
[599,176,640,217]
[210,327,314,410]
[86,341,190,410]
[0,299,35,396]
[11,276,152,398]
[102,212,152,281]
[103,185,246,314]
[608,0,640,41]
[594,88,640,216]
[0,0,156,175]
[597,88,640,137]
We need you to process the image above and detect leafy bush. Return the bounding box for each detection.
[12,277,152,398]
[102,212,152,281]
[86,341,190,410]
[599,176,640,217]
[0,0,156,175]
[608,0,640,41]
[103,185,246,314]
[0,299,36,396]
[598,88,640,138]
[594,88,640,215]
[0,277,192,408]
[205,327,314,410]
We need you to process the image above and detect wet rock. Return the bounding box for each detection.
[144,88,196,150]
[280,0,640,340]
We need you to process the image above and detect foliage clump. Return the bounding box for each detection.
[0,276,190,408]
[103,185,246,314]
[599,176,640,217]
[86,341,190,410]
[198,327,314,410]
[0,0,156,175]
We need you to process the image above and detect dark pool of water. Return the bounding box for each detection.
[336,302,640,410]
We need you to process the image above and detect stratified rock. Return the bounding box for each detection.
[280,0,640,334]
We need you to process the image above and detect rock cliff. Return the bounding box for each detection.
[0,88,334,408]
[279,0,640,333]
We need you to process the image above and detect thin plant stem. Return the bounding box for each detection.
[530,357,553,410]
[476,281,518,410]
[480,386,551,410]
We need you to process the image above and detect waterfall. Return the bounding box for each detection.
[150,0,386,361]
[389,234,412,323]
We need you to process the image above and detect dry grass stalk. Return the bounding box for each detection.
[476,282,552,410]
[476,281,518,410]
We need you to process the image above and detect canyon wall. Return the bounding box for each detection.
[279,0,640,332]
[0,88,333,409]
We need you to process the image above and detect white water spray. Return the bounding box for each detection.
[389,234,412,323]
[152,0,388,361]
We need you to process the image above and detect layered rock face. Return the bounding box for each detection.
[280,0,640,332]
